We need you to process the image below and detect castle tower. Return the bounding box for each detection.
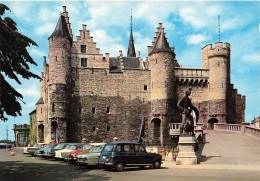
[148,23,176,144]
[202,42,231,124]
[47,14,72,143]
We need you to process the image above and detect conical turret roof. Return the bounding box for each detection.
[149,30,173,56]
[48,15,71,41]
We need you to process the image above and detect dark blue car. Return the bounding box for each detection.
[98,142,162,171]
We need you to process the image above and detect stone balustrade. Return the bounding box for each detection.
[169,123,181,136]
[214,123,260,140]
[214,123,242,132]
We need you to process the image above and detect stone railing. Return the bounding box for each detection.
[244,126,260,139]
[175,67,209,78]
[214,123,242,133]
[169,123,181,136]
[214,123,260,140]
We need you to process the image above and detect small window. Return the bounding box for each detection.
[144,85,147,90]
[55,56,57,62]
[81,45,86,53]
[165,81,167,88]
[209,103,211,113]
[52,104,55,112]
[79,107,82,113]
[81,58,87,67]
[115,145,122,152]
[92,107,95,114]
[41,108,42,113]
[155,58,157,64]
[92,126,96,132]
[106,107,110,114]
[103,57,106,61]
[143,98,145,103]
[107,126,110,132]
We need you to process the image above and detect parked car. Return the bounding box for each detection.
[54,143,84,160]
[77,145,105,167]
[34,143,58,157]
[98,142,162,171]
[0,143,12,149]
[64,144,91,163]
[42,143,70,159]
[28,143,46,156]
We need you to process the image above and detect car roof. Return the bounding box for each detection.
[89,143,106,146]
[105,142,141,145]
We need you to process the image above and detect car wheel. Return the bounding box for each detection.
[153,160,161,169]
[115,162,124,171]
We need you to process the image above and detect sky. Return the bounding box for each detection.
[1,1,260,141]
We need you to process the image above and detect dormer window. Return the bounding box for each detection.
[81,58,87,67]
[81,45,86,53]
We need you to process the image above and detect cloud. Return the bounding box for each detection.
[185,34,211,45]
[38,7,59,22]
[33,22,56,36]
[91,30,126,56]
[243,53,260,64]
[29,48,47,58]
[17,85,40,98]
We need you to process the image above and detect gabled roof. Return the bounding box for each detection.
[48,15,71,41]
[123,57,139,69]
[36,97,44,105]
[149,30,173,56]
[109,57,122,73]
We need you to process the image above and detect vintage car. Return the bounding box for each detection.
[34,143,58,157]
[98,142,162,171]
[54,143,84,160]
[64,144,91,163]
[27,143,46,156]
[42,143,70,159]
[0,143,12,149]
[77,145,105,167]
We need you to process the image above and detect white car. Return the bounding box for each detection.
[54,143,84,160]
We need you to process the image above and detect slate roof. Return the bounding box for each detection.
[109,57,122,73]
[127,30,136,57]
[122,57,140,69]
[149,30,174,56]
[48,15,71,41]
[35,97,44,105]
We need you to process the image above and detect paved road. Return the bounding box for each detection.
[0,130,259,181]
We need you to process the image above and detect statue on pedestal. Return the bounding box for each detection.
[177,88,194,135]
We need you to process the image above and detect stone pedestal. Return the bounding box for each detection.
[176,135,199,165]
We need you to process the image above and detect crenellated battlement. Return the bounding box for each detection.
[202,42,230,58]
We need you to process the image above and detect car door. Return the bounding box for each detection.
[124,144,139,165]
[135,145,151,164]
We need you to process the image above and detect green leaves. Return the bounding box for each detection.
[0,3,41,121]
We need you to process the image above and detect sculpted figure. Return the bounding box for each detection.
[177,88,194,134]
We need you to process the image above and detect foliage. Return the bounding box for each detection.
[0,3,41,121]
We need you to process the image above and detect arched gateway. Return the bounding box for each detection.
[207,118,219,130]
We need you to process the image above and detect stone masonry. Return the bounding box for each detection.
[35,6,245,144]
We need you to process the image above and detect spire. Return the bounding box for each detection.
[149,29,173,56]
[48,15,72,41]
[127,9,136,57]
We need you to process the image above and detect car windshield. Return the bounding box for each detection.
[64,145,72,149]
[33,144,38,147]
[46,144,57,149]
[70,145,77,150]
[103,144,114,152]
[92,145,104,153]
[83,145,92,149]
[54,144,65,149]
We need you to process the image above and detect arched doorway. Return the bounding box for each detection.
[207,118,219,130]
[51,121,58,143]
[38,124,44,143]
[151,118,161,143]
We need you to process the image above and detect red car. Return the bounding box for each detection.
[65,144,91,163]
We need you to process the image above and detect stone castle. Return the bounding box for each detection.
[35,6,245,144]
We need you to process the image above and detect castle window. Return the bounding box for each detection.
[52,104,55,112]
[103,57,106,61]
[41,108,42,113]
[144,85,147,90]
[92,107,95,114]
[125,112,127,120]
[209,103,211,113]
[81,45,86,53]
[55,56,57,62]
[92,126,96,132]
[81,58,87,67]
[165,81,167,88]
[155,58,157,64]
[222,81,223,88]
[107,126,110,132]
[106,107,110,114]
[143,98,145,103]
[79,107,82,113]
